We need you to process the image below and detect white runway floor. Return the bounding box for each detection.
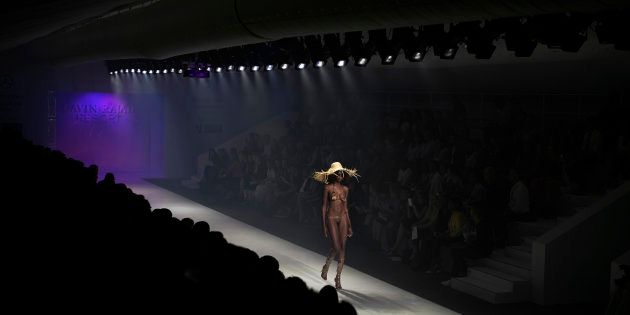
[128,178,459,315]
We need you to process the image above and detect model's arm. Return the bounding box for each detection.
[345,186,353,237]
[322,185,329,238]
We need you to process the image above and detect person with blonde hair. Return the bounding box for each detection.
[312,162,359,290]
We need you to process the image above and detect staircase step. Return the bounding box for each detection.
[513,220,556,236]
[491,250,532,270]
[478,257,531,280]
[510,244,532,253]
[505,246,532,262]
[521,235,537,247]
[468,266,529,286]
[450,276,525,304]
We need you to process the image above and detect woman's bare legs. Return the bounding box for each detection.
[321,248,336,280]
[326,216,348,289]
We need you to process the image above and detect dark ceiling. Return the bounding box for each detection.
[0,0,134,51]
[1,0,629,65]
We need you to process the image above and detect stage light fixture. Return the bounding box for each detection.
[531,13,592,53]
[303,35,328,68]
[269,38,297,71]
[424,24,461,60]
[458,21,498,59]
[401,27,428,62]
[503,17,538,57]
[228,65,234,71]
[324,33,350,68]
[297,62,306,69]
[369,29,402,65]
[252,65,260,71]
[346,31,373,67]
[266,64,274,71]
[595,11,630,50]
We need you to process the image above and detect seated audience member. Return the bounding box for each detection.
[430,199,467,275]
[507,169,532,221]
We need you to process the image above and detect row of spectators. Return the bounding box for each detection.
[198,98,629,277]
[1,130,356,314]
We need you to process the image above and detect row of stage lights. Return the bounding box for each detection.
[109,57,357,76]
[107,10,629,77]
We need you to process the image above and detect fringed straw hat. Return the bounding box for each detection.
[312,162,360,184]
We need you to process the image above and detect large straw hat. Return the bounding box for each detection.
[312,162,360,184]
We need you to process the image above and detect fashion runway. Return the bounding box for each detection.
[128,178,459,315]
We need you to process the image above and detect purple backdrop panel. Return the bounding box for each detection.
[56,92,162,176]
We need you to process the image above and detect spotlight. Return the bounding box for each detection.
[215,66,222,72]
[400,27,428,62]
[228,65,234,71]
[325,33,350,68]
[443,48,456,58]
[137,68,140,73]
[270,40,297,71]
[245,43,265,72]
[149,70,153,74]
[369,29,401,65]
[163,69,168,74]
[171,68,175,73]
[114,70,118,74]
[206,66,211,71]
[125,69,129,72]
[346,31,373,67]
[142,70,147,74]
[286,38,310,70]
[238,65,246,71]
[424,24,461,60]
[305,35,328,68]
[109,72,113,75]
[130,69,135,73]
[265,64,274,71]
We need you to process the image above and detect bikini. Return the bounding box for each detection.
[327,189,346,220]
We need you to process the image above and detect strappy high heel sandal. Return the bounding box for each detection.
[334,274,342,290]
[321,262,330,280]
